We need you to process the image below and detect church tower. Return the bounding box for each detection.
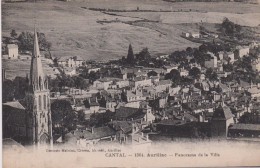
[25,28,53,146]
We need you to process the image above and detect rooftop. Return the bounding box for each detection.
[73,126,116,140]
[229,124,260,131]
[7,44,18,49]
[3,101,25,110]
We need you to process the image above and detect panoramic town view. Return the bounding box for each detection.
[2,0,260,157]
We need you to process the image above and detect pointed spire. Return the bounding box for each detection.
[33,27,40,58]
[29,27,47,91]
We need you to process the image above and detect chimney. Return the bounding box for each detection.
[91,127,94,134]
[146,134,149,141]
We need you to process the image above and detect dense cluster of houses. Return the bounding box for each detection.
[44,43,260,147]
[2,28,260,148]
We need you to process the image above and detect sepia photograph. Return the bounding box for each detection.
[1,0,260,167]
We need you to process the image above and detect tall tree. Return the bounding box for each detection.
[126,44,135,65]
[10,29,17,39]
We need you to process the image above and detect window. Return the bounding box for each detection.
[39,77,42,90]
[43,95,47,109]
[39,95,42,110]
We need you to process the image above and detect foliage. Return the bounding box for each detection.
[189,67,201,79]
[220,17,242,37]
[77,110,86,122]
[13,76,29,100]
[10,29,17,38]
[17,31,51,53]
[169,50,188,64]
[51,100,76,133]
[205,68,218,81]
[98,97,107,108]
[136,47,151,62]
[165,69,181,83]
[2,79,15,102]
[126,44,135,65]
[89,111,115,127]
[83,99,90,108]
[88,71,101,83]
[147,70,158,77]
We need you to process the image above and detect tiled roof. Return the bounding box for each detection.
[239,80,251,88]
[126,91,136,97]
[3,101,25,110]
[73,126,116,140]
[248,87,260,94]
[229,124,260,131]
[219,83,230,92]
[3,138,25,150]
[157,80,172,86]
[157,119,186,126]
[115,107,143,120]
[109,121,133,133]
[7,44,18,49]
[3,103,26,126]
[134,76,148,82]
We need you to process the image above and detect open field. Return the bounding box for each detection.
[2,58,57,80]
[2,0,260,63]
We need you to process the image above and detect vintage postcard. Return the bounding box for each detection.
[1,0,260,167]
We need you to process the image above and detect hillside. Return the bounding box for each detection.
[2,1,260,61]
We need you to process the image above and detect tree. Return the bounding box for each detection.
[64,76,75,93]
[198,44,208,53]
[89,111,115,127]
[189,67,201,79]
[165,69,181,86]
[136,47,151,62]
[126,44,135,65]
[13,76,29,100]
[17,31,51,53]
[78,110,86,122]
[10,29,17,39]
[186,47,193,54]
[147,70,158,77]
[2,79,15,102]
[18,32,34,52]
[51,100,76,135]
[98,97,107,108]
[88,71,100,83]
[205,68,218,81]
[83,99,90,108]
[49,77,61,92]
[168,69,180,79]
[221,17,242,37]
[193,49,205,66]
